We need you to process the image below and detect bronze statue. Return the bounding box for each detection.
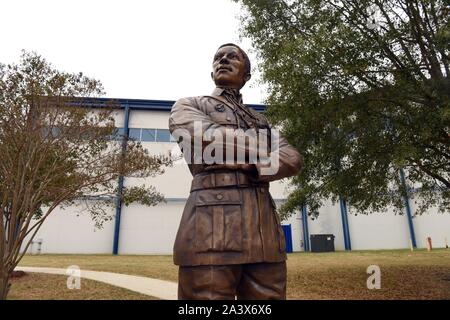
[169,43,302,300]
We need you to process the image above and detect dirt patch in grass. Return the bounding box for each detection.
[8,273,155,300]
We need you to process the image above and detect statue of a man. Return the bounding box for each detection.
[169,43,302,300]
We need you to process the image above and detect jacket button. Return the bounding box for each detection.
[216,194,223,200]
[226,117,231,121]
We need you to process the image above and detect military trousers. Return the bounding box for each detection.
[178,261,286,300]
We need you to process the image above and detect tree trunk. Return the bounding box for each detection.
[0,268,11,300]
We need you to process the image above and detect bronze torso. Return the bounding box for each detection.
[169,88,302,266]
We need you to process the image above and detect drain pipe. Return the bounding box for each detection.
[301,204,310,252]
[339,197,352,250]
[400,168,417,249]
[113,102,130,255]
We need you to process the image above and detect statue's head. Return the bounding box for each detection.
[211,43,251,90]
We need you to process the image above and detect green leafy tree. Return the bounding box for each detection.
[236,0,449,219]
[0,51,171,299]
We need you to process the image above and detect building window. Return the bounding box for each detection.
[155,129,171,142]
[112,127,175,143]
[141,129,156,142]
[129,128,141,141]
[111,127,125,140]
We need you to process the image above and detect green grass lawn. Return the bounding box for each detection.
[16,249,450,299]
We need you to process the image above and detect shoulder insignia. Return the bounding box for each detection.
[215,104,226,112]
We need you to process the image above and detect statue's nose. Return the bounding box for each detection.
[219,56,229,64]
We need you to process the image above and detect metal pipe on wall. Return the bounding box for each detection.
[113,102,130,255]
[301,204,310,252]
[339,197,352,250]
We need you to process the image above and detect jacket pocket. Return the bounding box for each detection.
[194,188,243,253]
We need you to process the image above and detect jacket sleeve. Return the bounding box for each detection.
[253,132,303,182]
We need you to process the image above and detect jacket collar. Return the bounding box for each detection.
[212,87,243,104]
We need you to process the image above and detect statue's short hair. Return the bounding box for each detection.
[216,43,251,75]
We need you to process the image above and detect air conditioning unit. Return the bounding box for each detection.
[310,234,335,252]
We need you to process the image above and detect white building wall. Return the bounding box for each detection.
[27,202,115,254]
[118,202,183,254]
[347,208,411,250]
[112,109,125,126]
[412,204,450,249]
[129,110,169,129]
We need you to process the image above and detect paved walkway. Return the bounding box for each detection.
[15,266,178,300]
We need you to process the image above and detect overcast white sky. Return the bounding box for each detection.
[1,0,267,104]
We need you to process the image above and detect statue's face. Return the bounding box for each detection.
[212,46,249,89]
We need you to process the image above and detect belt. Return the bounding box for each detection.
[190,170,269,192]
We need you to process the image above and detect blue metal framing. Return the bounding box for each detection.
[400,169,417,248]
[112,102,130,255]
[339,197,352,250]
[301,204,310,252]
[71,97,266,113]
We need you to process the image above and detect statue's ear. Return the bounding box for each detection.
[211,72,214,80]
[244,73,251,83]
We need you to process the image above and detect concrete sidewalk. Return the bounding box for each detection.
[15,266,178,300]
